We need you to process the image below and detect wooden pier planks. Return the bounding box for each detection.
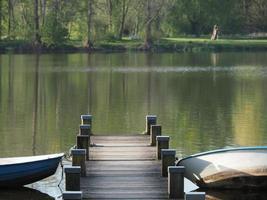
[81,135,168,199]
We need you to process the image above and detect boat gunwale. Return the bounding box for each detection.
[0,153,64,167]
[177,146,267,165]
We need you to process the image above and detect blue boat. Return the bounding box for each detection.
[177,146,267,189]
[0,153,64,187]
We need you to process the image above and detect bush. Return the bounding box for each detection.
[41,13,68,46]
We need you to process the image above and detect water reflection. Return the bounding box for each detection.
[0,187,54,200]
[1,52,267,199]
[0,52,267,157]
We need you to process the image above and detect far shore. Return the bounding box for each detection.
[1,37,267,54]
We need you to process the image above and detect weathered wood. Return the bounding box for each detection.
[161,149,176,177]
[185,192,206,200]
[71,149,86,177]
[145,115,157,135]
[81,135,169,199]
[76,135,89,161]
[79,124,91,136]
[64,166,81,191]
[156,136,169,160]
[150,125,161,146]
[81,114,92,125]
[168,166,185,199]
[89,146,156,160]
[62,191,83,200]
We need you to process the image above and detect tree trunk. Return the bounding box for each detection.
[144,0,153,49]
[8,0,12,38]
[40,0,47,26]
[34,0,42,46]
[107,0,113,32]
[119,0,128,39]
[85,0,93,49]
[211,24,219,40]
[243,0,251,32]
[0,0,2,40]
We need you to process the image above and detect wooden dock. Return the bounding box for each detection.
[81,134,168,199]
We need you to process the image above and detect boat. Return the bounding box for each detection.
[204,189,267,200]
[0,153,64,187]
[176,146,267,189]
[0,187,54,200]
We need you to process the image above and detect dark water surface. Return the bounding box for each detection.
[1,52,267,199]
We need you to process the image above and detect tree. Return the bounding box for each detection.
[144,0,152,48]
[143,0,164,49]
[34,0,41,46]
[8,0,14,38]
[42,0,68,46]
[106,0,113,32]
[246,0,267,32]
[118,0,130,39]
[0,0,2,40]
[84,0,93,48]
[40,0,47,26]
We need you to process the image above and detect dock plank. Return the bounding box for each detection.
[81,135,168,200]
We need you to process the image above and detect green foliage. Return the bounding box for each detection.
[41,12,68,46]
[0,0,267,47]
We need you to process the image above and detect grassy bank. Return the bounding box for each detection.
[1,37,267,53]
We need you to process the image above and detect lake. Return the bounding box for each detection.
[0,52,267,199]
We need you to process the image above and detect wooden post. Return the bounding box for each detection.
[71,149,86,177]
[76,135,89,161]
[79,124,91,136]
[156,136,169,160]
[185,192,206,200]
[81,114,92,125]
[150,125,161,146]
[145,115,157,135]
[161,149,176,177]
[168,166,185,199]
[63,191,83,200]
[79,125,91,147]
[64,166,81,191]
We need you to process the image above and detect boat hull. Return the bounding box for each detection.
[0,153,63,187]
[177,147,267,189]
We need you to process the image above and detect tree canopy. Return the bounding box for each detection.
[0,0,266,46]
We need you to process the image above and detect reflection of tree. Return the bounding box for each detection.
[166,72,235,155]
[32,54,40,155]
[87,54,93,114]
[2,52,267,157]
[8,54,14,114]
[232,78,264,146]
[145,53,152,114]
[211,53,219,83]
[0,55,1,103]
[211,53,219,67]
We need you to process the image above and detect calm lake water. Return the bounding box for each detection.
[1,52,267,199]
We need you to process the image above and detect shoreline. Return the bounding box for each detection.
[1,38,267,54]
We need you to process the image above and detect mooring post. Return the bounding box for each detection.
[156,136,170,160]
[150,125,161,146]
[71,149,86,177]
[168,166,185,199]
[79,124,91,145]
[185,192,206,200]
[64,166,81,191]
[161,149,176,177]
[62,191,83,200]
[145,115,157,135]
[81,114,92,126]
[76,135,89,161]
[79,124,91,136]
